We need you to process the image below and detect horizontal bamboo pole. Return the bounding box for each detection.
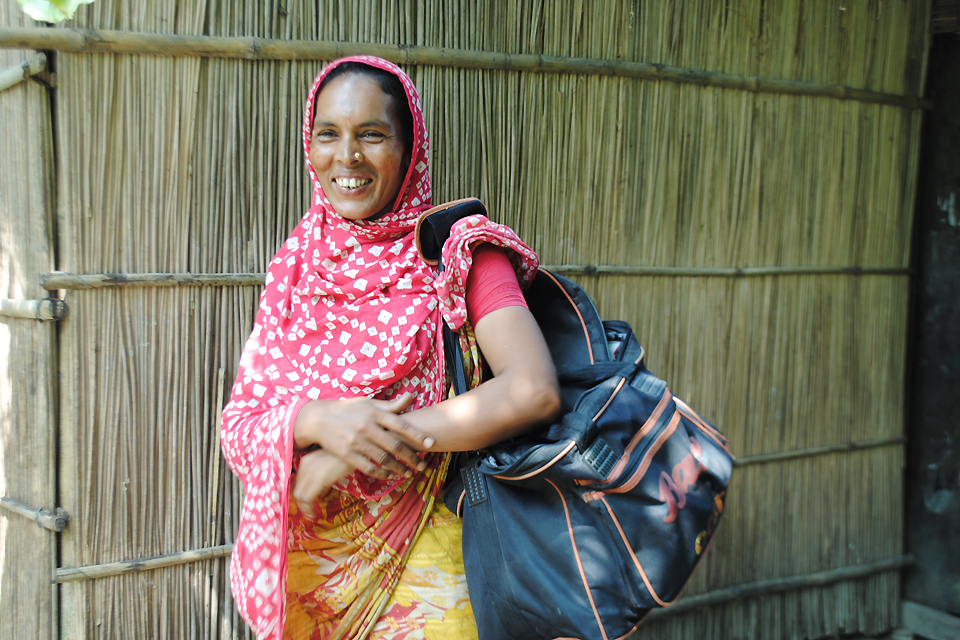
[0,51,45,93]
[55,544,234,583]
[735,436,906,467]
[646,555,915,620]
[0,297,68,320]
[0,27,932,109]
[547,265,912,277]
[40,265,911,290]
[41,272,265,289]
[0,496,69,532]
[55,543,913,623]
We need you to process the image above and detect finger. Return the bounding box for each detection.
[367,447,412,477]
[296,496,316,521]
[349,421,418,474]
[377,410,435,451]
[338,432,411,478]
[343,451,396,479]
[370,431,426,472]
[291,480,316,520]
[378,392,414,414]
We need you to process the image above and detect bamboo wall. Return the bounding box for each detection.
[0,0,931,638]
[0,4,58,639]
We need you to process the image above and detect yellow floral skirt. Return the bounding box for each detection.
[365,503,477,640]
[286,324,484,640]
[285,499,478,640]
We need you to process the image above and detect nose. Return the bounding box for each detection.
[340,136,361,164]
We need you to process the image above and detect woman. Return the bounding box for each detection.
[221,56,559,640]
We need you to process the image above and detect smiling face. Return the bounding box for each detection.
[310,73,411,222]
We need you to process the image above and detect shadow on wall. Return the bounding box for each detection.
[905,32,960,616]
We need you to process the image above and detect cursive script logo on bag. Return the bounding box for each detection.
[659,437,708,523]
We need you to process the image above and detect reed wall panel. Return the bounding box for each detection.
[37,0,932,638]
[636,573,900,640]
[57,285,258,637]
[0,4,58,638]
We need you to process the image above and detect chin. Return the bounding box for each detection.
[336,206,383,221]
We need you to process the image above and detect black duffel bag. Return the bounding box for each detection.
[418,199,735,640]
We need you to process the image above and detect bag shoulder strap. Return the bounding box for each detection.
[415,198,488,395]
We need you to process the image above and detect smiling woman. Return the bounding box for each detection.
[220,56,559,640]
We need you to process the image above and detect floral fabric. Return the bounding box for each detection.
[285,324,486,640]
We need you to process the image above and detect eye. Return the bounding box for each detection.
[360,130,386,142]
[315,129,337,140]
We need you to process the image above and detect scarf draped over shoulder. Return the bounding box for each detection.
[220,56,538,639]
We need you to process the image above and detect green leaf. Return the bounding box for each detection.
[17,0,95,24]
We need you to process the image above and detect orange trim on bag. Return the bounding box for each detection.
[546,478,610,640]
[495,441,577,481]
[592,378,627,423]
[605,496,718,611]
[579,389,674,487]
[540,270,594,365]
[673,398,733,457]
[614,623,643,640]
[599,495,674,607]
[603,411,680,495]
[672,397,728,443]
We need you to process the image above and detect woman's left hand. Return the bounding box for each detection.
[292,449,354,520]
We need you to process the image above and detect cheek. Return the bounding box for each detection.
[385,147,409,186]
[309,143,328,173]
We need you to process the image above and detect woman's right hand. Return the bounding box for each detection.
[292,449,353,520]
[293,393,434,479]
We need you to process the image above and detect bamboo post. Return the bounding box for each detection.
[0,51,45,92]
[0,496,69,532]
[0,297,68,320]
[734,436,906,467]
[56,544,234,583]
[52,540,912,625]
[40,272,266,289]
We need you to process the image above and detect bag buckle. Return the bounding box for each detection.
[582,437,617,479]
[461,467,488,507]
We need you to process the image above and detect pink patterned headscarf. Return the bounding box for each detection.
[221,56,538,638]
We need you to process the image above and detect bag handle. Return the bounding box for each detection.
[414,197,487,265]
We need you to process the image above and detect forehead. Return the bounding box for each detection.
[313,73,399,125]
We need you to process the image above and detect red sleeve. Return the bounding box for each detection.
[465,244,529,325]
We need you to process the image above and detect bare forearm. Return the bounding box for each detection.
[401,371,560,451]
[402,306,561,451]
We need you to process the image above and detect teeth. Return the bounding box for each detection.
[335,177,371,189]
